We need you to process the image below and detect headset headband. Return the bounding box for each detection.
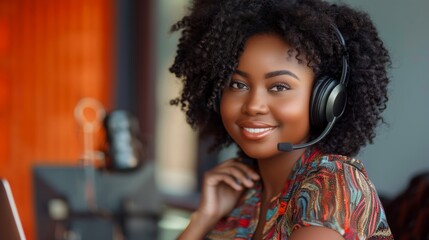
[331,25,349,86]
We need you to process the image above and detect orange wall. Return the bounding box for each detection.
[0,0,115,239]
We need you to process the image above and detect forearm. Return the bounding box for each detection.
[177,211,219,240]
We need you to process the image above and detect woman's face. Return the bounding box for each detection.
[220,34,315,160]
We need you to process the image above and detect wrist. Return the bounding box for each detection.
[190,210,220,228]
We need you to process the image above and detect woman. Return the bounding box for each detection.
[169,0,393,239]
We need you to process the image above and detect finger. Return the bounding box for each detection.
[212,158,260,184]
[229,161,260,181]
[215,166,254,188]
[204,172,243,191]
[217,158,260,180]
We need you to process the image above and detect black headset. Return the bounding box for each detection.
[310,25,349,130]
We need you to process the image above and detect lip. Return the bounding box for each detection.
[238,121,277,140]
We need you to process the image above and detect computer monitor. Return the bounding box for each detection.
[33,163,161,240]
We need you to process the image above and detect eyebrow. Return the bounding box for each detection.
[235,69,300,80]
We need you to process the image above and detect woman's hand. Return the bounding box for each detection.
[198,158,260,219]
[177,158,260,240]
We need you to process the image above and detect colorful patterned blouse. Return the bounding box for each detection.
[206,148,393,239]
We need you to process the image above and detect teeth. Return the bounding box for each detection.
[243,127,273,133]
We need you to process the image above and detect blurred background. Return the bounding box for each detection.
[0,0,428,239]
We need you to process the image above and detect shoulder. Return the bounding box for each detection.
[286,153,389,239]
[306,153,367,178]
[296,153,374,205]
[300,153,373,198]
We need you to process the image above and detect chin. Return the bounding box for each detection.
[240,144,280,160]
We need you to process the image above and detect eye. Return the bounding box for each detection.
[229,80,248,90]
[269,83,290,92]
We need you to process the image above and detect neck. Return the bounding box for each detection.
[256,148,306,200]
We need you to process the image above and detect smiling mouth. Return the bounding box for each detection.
[241,127,276,140]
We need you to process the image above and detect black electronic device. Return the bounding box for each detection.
[33,163,161,240]
[103,110,144,171]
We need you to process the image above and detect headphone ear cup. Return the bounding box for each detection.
[310,77,340,129]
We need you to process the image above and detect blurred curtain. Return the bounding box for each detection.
[0,0,115,238]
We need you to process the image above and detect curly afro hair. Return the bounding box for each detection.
[169,0,391,157]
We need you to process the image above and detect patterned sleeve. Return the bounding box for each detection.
[286,158,385,239]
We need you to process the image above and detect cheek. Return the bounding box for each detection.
[220,94,241,130]
[274,93,312,137]
[279,104,309,125]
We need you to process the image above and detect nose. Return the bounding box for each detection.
[242,89,269,116]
